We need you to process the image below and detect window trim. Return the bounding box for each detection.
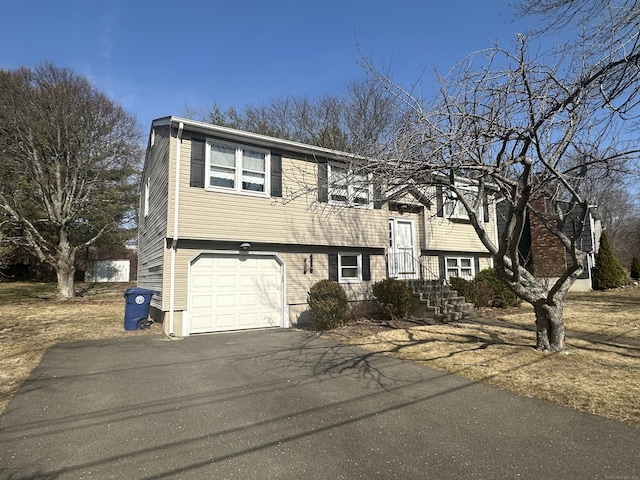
[327,161,372,208]
[338,252,363,283]
[205,138,271,197]
[445,256,475,280]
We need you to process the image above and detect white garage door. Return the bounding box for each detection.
[189,254,284,334]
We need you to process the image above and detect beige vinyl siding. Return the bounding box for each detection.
[422,197,497,254]
[279,252,326,308]
[174,139,388,248]
[478,257,493,272]
[138,126,170,308]
[426,217,495,252]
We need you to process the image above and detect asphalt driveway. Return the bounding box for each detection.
[0,329,638,479]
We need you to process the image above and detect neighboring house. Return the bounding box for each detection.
[496,197,602,291]
[138,117,498,336]
[85,260,131,283]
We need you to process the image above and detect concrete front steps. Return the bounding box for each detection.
[407,279,475,322]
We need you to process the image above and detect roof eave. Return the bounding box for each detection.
[151,116,363,161]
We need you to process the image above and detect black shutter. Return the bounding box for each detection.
[271,153,282,197]
[190,139,205,188]
[439,256,446,280]
[328,254,338,281]
[362,254,371,281]
[483,195,490,222]
[373,181,383,209]
[474,257,481,276]
[318,159,328,203]
[436,185,444,217]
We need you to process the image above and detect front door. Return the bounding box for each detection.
[388,218,418,279]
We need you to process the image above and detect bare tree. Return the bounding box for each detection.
[517,0,640,117]
[363,35,639,351]
[198,78,400,154]
[0,63,142,299]
[345,76,400,156]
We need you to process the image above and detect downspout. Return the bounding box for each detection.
[169,121,184,336]
[588,207,596,289]
[491,197,499,269]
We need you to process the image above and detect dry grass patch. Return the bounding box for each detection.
[0,282,160,414]
[323,287,640,427]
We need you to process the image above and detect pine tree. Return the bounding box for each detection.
[592,232,628,290]
[631,257,640,280]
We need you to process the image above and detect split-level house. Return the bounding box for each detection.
[138,117,498,336]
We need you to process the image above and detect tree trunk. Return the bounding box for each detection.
[533,300,565,352]
[55,232,76,300]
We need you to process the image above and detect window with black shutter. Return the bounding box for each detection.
[329,253,371,283]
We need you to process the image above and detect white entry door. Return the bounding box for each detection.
[189,254,284,334]
[388,218,418,278]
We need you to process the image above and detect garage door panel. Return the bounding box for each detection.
[217,275,237,288]
[190,254,283,334]
[261,293,279,307]
[192,274,213,288]
[216,294,237,307]
[240,273,260,286]
[239,293,258,307]
[215,313,237,329]
[238,312,259,326]
[261,274,279,287]
[218,257,238,267]
[192,294,213,308]
[191,314,213,331]
[262,313,278,327]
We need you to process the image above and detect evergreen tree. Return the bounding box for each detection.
[630,257,640,280]
[592,232,628,290]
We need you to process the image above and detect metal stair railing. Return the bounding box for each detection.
[386,252,441,281]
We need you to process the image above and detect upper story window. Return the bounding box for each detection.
[443,186,479,220]
[206,139,270,196]
[328,161,371,207]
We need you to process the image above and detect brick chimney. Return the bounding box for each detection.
[528,197,567,277]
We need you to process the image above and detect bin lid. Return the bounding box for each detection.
[124,287,156,296]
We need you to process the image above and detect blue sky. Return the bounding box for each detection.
[2,0,535,133]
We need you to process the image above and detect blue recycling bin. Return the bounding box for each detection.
[123,287,155,330]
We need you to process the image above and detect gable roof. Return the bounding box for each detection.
[151,116,363,161]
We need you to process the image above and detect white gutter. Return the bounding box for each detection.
[168,121,184,336]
